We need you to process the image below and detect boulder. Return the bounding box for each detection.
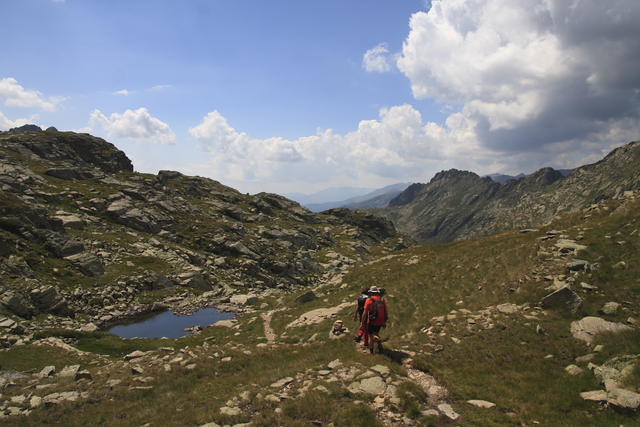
[38,365,56,378]
[467,400,496,409]
[349,376,386,395]
[294,290,317,304]
[64,252,105,277]
[565,365,584,376]
[599,302,621,315]
[541,286,583,315]
[437,403,460,421]
[54,214,84,229]
[496,303,518,314]
[592,355,639,391]
[566,259,590,271]
[230,294,258,306]
[570,317,633,344]
[1,291,34,318]
[30,286,73,317]
[580,390,607,401]
[106,199,162,233]
[554,239,587,253]
[58,365,80,378]
[607,388,640,410]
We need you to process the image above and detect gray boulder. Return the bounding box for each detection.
[65,252,104,277]
[106,199,162,233]
[295,291,317,304]
[1,291,34,318]
[541,286,583,315]
[570,316,633,344]
[30,286,73,317]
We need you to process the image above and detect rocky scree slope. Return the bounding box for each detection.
[377,140,640,244]
[0,128,399,344]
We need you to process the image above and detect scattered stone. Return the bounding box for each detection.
[566,259,590,271]
[612,261,627,270]
[599,302,621,315]
[570,316,633,344]
[124,350,149,361]
[229,294,258,306]
[580,282,598,291]
[580,390,607,401]
[29,396,43,409]
[496,303,518,314]
[270,377,294,389]
[58,364,80,378]
[38,365,56,378]
[76,369,92,381]
[354,376,386,395]
[575,354,595,364]
[607,388,640,410]
[294,291,317,304]
[541,286,583,315]
[219,406,242,416]
[565,365,584,376]
[106,379,122,388]
[554,239,587,253]
[131,365,144,375]
[369,365,390,377]
[467,399,496,409]
[437,403,460,421]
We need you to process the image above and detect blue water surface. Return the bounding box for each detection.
[107,307,235,339]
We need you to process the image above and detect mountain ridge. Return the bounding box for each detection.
[377,140,640,243]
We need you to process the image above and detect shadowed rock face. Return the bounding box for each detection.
[377,141,640,244]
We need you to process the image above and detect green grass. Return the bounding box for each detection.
[0,343,97,372]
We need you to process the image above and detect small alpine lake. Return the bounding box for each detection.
[107,307,235,339]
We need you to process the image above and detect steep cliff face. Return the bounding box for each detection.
[378,141,640,243]
[0,129,399,333]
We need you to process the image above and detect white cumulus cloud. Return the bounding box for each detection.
[362,43,393,73]
[188,105,461,193]
[90,108,176,144]
[0,77,63,111]
[0,111,39,131]
[396,0,640,158]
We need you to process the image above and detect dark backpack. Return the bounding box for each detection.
[369,298,385,322]
[357,295,368,312]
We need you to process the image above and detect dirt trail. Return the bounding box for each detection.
[261,311,277,343]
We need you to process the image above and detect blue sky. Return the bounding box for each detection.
[1,0,639,194]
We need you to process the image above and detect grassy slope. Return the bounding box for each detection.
[1,198,639,426]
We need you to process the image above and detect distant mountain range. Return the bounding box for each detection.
[286,183,410,212]
[375,141,640,244]
[285,186,375,206]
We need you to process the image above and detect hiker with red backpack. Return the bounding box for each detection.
[361,285,388,354]
[353,287,370,344]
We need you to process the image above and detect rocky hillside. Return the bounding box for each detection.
[0,173,637,426]
[0,127,400,342]
[377,141,640,243]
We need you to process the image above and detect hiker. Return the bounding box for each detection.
[362,285,388,354]
[353,287,370,344]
